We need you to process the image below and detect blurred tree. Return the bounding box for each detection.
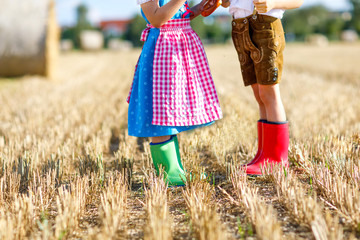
[188,0,207,39]
[205,20,229,43]
[282,5,338,41]
[326,17,345,40]
[190,0,231,43]
[349,0,360,32]
[60,4,95,48]
[191,16,207,40]
[61,27,77,47]
[123,14,147,47]
[76,4,92,29]
[74,4,96,48]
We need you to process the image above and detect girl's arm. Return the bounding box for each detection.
[190,0,216,19]
[141,0,186,28]
[190,2,205,19]
[254,0,304,13]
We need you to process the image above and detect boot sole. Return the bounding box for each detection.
[168,184,185,188]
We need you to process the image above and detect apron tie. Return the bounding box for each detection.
[140,24,153,41]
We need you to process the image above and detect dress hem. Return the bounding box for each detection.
[128,121,216,138]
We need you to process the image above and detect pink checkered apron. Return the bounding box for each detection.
[127,18,222,126]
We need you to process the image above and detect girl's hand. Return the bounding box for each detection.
[189,1,205,19]
[253,0,276,13]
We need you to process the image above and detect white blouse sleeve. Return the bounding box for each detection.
[137,0,154,4]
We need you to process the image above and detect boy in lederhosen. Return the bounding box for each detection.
[221,0,304,175]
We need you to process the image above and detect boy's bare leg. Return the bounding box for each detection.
[152,135,172,143]
[258,84,286,122]
[251,83,267,120]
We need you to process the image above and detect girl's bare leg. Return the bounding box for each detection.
[151,135,171,143]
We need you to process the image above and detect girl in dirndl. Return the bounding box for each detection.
[127,0,223,186]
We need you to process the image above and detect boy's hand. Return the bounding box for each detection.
[190,0,221,19]
[221,0,230,8]
[253,0,276,13]
[201,0,222,17]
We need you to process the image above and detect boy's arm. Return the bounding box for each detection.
[254,0,304,13]
[141,0,187,28]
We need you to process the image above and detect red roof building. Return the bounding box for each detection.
[100,20,131,36]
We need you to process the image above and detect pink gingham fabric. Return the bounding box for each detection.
[140,25,151,41]
[128,18,222,126]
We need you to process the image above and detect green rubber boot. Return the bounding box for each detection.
[150,135,186,186]
[172,135,184,171]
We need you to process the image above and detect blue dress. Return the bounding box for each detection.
[128,0,213,137]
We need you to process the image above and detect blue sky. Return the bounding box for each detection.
[56,0,352,26]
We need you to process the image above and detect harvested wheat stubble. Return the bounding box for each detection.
[0,0,59,79]
[183,181,228,240]
[0,45,360,239]
[294,139,360,229]
[144,172,172,240]
[268,167,343,240]
[89,173,128,239]
[223,166,284,240]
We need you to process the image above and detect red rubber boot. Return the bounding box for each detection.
[242,120,264,166]
[245,122,289,176]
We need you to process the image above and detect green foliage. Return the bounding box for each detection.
[237,217,245,238]
[247,222,254,236]
[123,15,147,47]
[349,0,360,32]
[190,0,231,44]
[326,18,346,40]
[57,230,67,240]
[282,5,349,41]
[61,27,77,47]
[191,16,207,40]
[283,5,327,40]
[204,19,230,43]
[185,15,230,43]
[76,4,92,30]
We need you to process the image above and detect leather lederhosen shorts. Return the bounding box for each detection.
[231,13,286,86]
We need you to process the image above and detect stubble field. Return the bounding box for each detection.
[0,43,359,239]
